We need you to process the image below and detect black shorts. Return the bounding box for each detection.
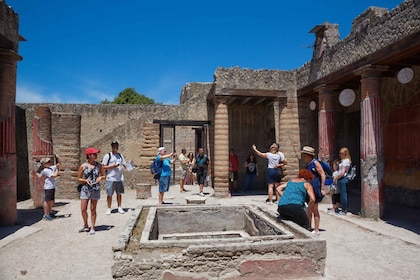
[332,194,341,204]
[45,189,55,202]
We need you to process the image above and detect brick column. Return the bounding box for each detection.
[314,85,338,161]
[32,105,54,208]
[213,97,230,197]
[354,65,389,218]
[52,113,81,199]
[0,49,21,225]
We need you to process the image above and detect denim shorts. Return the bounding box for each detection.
[159,176,170,192]
[80,185,100,200]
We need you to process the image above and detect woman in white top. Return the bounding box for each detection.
[333,147,352,215]
[252,143,287,204]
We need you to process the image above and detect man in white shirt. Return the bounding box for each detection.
[102,141,126,215]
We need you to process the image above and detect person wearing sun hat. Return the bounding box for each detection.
[40,155,61,221]
[301,146,326,236]
[77,147,106,235]
[155,146,177,204]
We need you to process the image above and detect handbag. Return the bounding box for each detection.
[77,184,83,192]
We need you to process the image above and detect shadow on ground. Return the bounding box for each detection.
[0,202,71,240]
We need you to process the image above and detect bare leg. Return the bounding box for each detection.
[158,192,164,204]
[80,199,89,228]
[180,179,185,191]
[107,195,112,208]
[313,204,320,232]
[268,183,274,202]
[90,199,98,231]
[306,206,313,229]
[117,193,122,208]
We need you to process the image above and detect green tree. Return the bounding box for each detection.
[101,88,155,104]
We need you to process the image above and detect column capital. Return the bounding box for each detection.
[354,64,389,78]
[313,84,339,94]
[0,48,22,63]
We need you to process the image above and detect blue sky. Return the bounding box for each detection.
[9,0,402,105]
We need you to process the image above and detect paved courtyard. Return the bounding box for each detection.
[1,183,419,279]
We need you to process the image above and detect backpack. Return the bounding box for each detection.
[106,152,122,166]
[347,165,357,181]
[150,157,163,179]
[319,160,332,177]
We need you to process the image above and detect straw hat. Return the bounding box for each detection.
[301,146,316,156]
[40,157,51,164]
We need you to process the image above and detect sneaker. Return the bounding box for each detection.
[42,214,53,221]
[199,192,205,197]
[311,230,320,236]
[78,226,89,233]
[327,208,335,214]
[105,208,111,215]
[89,229,95,235]
[337,211,347,215]
[265,201,273,205]
[118,207,125,214]
[180,189,186,193]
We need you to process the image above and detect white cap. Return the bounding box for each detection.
[158,147,165,153]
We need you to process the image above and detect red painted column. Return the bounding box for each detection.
[315,85,337,161]
[212,97,230,198]
[354,65,389,218]
[0,50,21,225]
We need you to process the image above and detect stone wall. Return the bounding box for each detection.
[16,83,212,198]
[297,0,420,87]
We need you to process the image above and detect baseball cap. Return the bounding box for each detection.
[85,147,100,155]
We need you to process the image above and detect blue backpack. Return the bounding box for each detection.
[150,157,162,179]
[319,160,332,177]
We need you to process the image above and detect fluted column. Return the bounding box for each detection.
[354,65,389,218]
[315,85,337,161]
[213,97,230,197]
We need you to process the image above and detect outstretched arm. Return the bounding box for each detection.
[252,145,267,159]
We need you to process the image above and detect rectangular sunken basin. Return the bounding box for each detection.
[140,205,295,248]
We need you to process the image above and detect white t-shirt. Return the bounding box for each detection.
[42,166,57,190]
[339,158,351,175]
[266,152,285,168]
[102,152,125,181]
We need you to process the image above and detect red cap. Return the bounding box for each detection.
[85,147,100,155]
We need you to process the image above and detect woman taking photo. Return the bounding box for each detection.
[252,143,287,204]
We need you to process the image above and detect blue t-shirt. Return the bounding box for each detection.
[157,155,171,177]
[278,181,307,207]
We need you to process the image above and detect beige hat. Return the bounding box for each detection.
[301,146,316,156]
[40,157,51,164]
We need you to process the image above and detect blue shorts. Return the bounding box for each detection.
[159,176,170,193]
[267,168,281,184]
